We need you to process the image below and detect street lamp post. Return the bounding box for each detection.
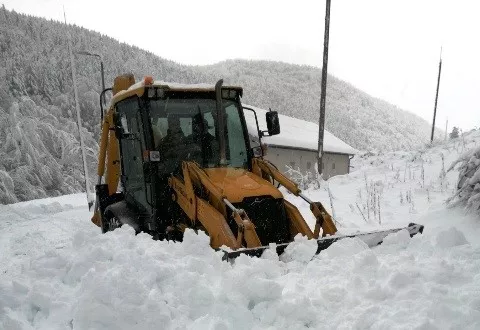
[75,50,106,106]
[72,50,106,210]
[64,10,94,209]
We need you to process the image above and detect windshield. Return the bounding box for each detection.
[149,96,249,174]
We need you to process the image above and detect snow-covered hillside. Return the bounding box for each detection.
[1,132,480,329]
[0,8,440,204]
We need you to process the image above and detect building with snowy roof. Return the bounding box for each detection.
[244,106,357,180]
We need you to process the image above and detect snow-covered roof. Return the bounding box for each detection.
[112,78,243,105]
[244,105,358,155]
[133,80,235,91]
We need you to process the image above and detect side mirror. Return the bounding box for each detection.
[266,110,280,136]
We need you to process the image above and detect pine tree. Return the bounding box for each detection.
[450,127,460,139]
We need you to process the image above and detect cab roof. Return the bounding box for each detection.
[111,78,243,106]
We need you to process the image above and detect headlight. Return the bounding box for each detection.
[221,89,238,99]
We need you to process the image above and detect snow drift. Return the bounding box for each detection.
[2,122,480,330]
[1,199,480,329]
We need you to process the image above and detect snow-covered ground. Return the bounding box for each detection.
[1,132,480,329]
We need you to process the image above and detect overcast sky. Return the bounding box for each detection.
[3,0,480,131]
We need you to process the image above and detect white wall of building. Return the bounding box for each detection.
[264,146,351,180]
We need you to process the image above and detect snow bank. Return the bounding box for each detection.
[3,132,480,329]
[434,227,469,248]
[2,217,480,329]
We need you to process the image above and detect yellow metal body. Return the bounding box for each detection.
[91,75,337,250]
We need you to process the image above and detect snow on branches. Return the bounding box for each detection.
[447,146,480,215]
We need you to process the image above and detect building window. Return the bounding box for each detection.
[332,163,335,170]
[306,161,312,170]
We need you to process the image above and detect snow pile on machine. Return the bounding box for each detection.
[448,145,480,214]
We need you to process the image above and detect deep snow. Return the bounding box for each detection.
[1,131,480,330]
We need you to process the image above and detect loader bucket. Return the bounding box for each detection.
[222,223,424,261]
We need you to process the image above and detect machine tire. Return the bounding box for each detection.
[102,211,122,233]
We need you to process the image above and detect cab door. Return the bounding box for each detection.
[115,97,151,214]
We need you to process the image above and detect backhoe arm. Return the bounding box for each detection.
[91,108,121,228]
[252,158,337,237]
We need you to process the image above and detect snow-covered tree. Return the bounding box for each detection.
[0,7,440,202]
[450,127,460,139]
[447,146,480,215]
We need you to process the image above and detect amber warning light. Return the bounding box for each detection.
[144,76,154,86]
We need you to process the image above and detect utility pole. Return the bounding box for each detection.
[64,9,93,209]
[430,47,443,143]
[317,0,332,175]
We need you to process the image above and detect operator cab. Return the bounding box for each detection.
[95,75,282,240]
[112,78,257,235]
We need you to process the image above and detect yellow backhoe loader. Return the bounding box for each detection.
[90,74,423,259]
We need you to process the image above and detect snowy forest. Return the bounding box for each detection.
[0,7,438,203]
